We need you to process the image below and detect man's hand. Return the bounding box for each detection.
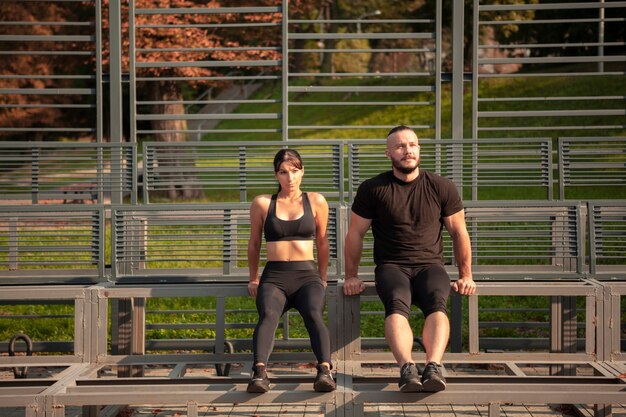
[451,276,476,296]
[343,276,365,296]
[248,280,259,297]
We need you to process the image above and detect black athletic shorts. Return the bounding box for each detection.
[374,263,451,318]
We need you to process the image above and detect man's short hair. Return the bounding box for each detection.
[386,125,414,138]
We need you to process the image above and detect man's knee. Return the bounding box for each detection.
[423,304,448,317]
[384,300,411,318]
[385,311,411,325]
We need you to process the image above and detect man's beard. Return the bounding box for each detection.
[392,158,419,174]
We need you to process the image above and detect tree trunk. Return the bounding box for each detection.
[150,81,204,200]
[319,1,338,75]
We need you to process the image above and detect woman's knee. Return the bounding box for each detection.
[258,305,281,321]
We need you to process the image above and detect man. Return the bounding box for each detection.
[343,125,476,393]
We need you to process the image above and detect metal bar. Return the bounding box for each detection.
[95,0,103,143]
[489,403,500,417]
[478,109,626,117]
[135,7,282,15]
[282,0,288,141]
[452,0,463,141]
[469,294,479,354]
[130,0,137,147]
[472,0,479,139]
[137,23,280,29]
[0,88,94,95]
[289,32,434,40]
[479,1,626,11]
[0,35,93,41]
[289,86,434,93]
[136,60,280,68]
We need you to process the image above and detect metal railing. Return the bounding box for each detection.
[347,138,553,201]
[142,140,344,203]
[0,142,137,204]
[588,200,626,278]
[0,205,105,284]
[0,0,104,142]
[111,203,341,283]
[143,138,553,203]
[286,8,442,140]
[558,137,626,200]
[130,5,283,142]
[472,0,626,139]
[2,1,624,143]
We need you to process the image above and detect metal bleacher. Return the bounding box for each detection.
[1,138,626,417]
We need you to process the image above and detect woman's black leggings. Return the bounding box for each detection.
[252,261,331,366]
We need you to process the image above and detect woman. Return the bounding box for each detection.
[246,149,335,393]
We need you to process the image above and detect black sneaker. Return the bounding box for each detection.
[313,364,336,392]
[247,364,270,393]
[421,362,446,392]
[398,362,422,392]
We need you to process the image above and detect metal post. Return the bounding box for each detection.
[435,0,443,141]
[110,0,124,206]
[488,403,500,417]
[452,0,464,140]
[95,0,103,143]
[469,293,479,354]
[471,0,479,139]
[282,0,289,140]
[598,0,605,72]
[451,0,466,339]
[450,292,463,352]
[9,217,17,271]
[129,0,137,145]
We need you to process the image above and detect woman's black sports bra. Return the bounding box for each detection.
[264,193,316,242]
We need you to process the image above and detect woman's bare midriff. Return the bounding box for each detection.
[266,240,314,262]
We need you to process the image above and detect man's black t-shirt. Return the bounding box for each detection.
[351,170,463,266]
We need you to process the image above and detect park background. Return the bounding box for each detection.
[0,0,625,382]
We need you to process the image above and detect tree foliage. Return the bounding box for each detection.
[0,2,94,140]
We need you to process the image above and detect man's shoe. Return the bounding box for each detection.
[247,364,270,393]
[313,364,336,392]
[421,362,446,392]
[398,362,422,392]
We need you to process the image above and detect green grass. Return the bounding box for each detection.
[201,73,625,142]
[0,304,74,343]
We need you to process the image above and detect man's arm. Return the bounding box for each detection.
[443,209,476,295]
[343,212,371,295]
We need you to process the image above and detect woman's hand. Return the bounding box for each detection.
[248,279,259,297]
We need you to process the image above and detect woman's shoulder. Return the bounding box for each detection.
[251,194,273,209]
[305,191,328,206]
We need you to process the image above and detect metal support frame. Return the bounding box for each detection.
[336,280,624,417]
[1,277,625,416]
